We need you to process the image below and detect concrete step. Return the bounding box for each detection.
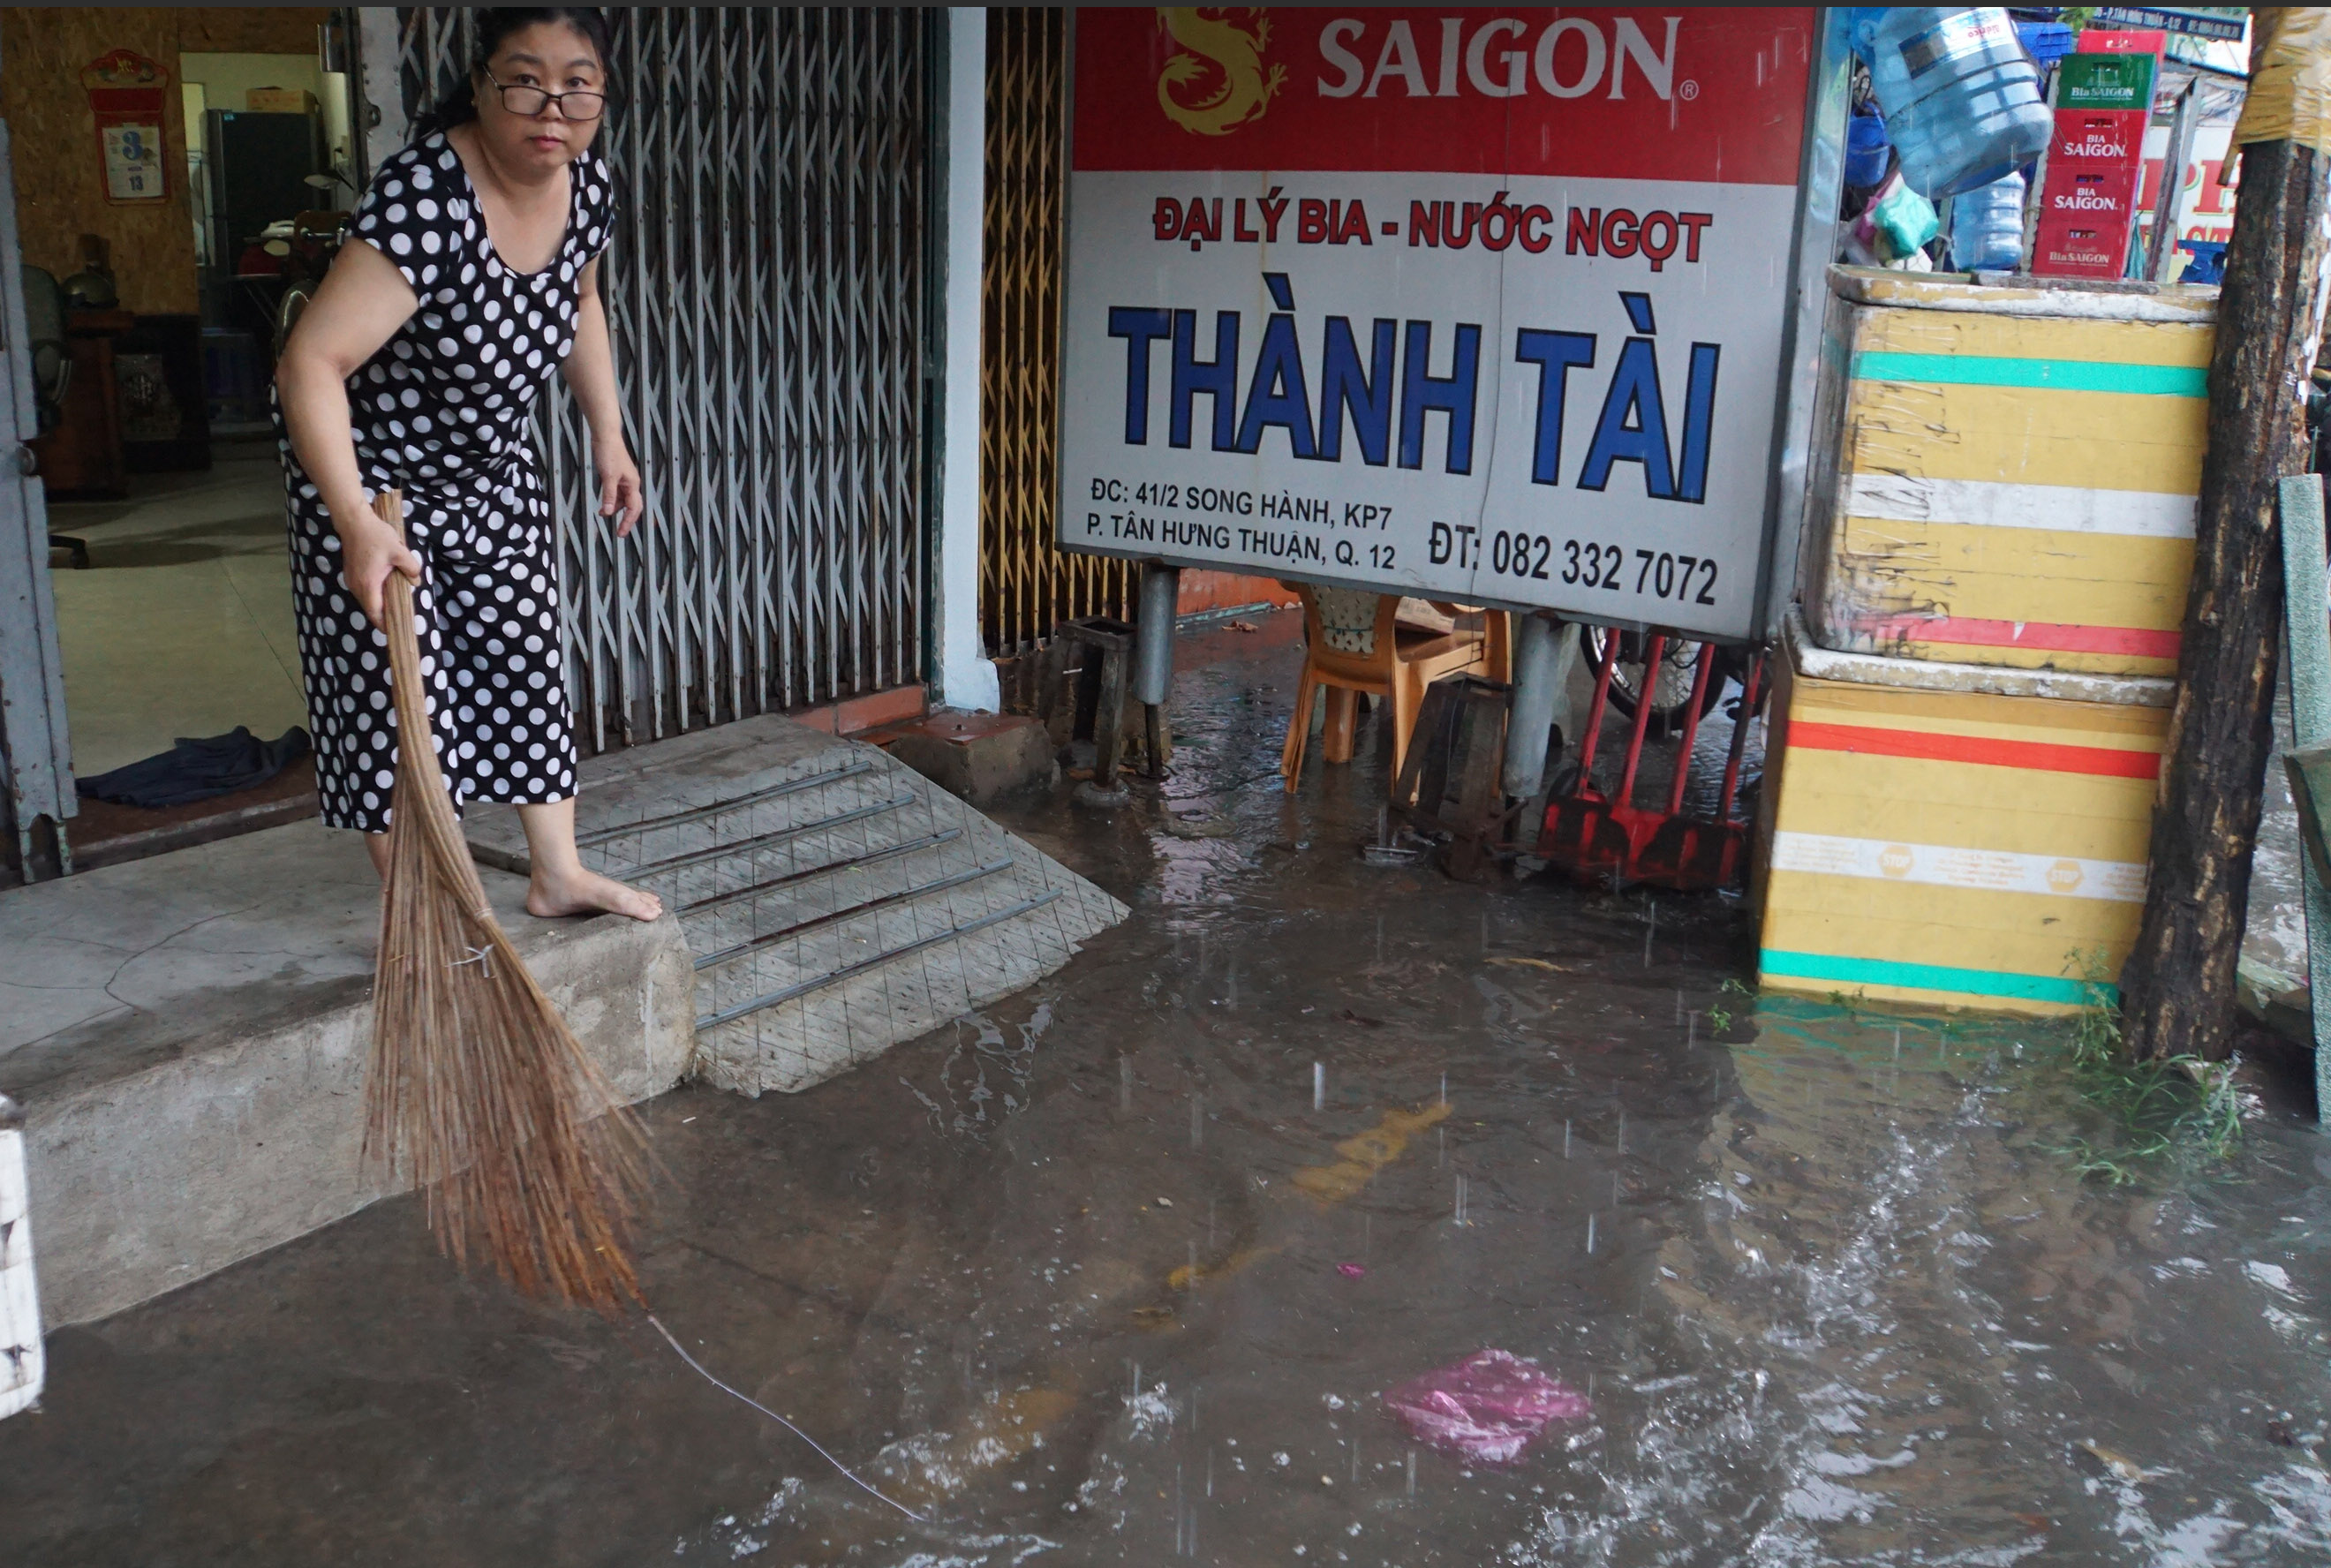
[465,713,1127,1096]
[0,825,694,1328]
[0,714,1118,1329]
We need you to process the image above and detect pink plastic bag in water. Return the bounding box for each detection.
[1384,1350,1591,1464]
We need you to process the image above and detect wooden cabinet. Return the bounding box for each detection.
[29,309,135,501]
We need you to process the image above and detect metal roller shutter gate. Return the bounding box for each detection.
[396,7,937,754]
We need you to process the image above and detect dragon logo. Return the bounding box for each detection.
[1156,8,1284,136]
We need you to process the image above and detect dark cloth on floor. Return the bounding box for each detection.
[75,726,312,810]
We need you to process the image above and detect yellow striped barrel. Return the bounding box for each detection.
[1804,269,2214,678]
[1754,620,2168,1015]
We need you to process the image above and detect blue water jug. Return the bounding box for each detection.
[1853,8,2054,199]
[1950,170,2026,270]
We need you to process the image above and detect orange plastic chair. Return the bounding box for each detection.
[1279,585,1509,792]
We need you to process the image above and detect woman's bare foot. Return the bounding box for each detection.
[526,865,664,921]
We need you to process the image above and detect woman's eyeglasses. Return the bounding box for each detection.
[483,69,606,122]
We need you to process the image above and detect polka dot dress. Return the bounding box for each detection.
[275,133,614,833]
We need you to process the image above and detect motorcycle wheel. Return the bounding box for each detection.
[1585,626,1731,731]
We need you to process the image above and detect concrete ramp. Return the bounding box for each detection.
[464,714,1127,1096]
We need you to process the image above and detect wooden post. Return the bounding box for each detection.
[2121,135,2331,1062]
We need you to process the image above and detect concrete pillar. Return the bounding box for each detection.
[932,9,1000,712]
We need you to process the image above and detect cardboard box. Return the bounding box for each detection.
[245,87,316,116]
[1802,268,2214,675]
[1754,615,2170,1015]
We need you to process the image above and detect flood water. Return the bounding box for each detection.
[9,611,2331,1565]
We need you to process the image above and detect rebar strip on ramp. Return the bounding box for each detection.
[677,827,964,917]
[613,794,916,879]
[695,888,1067,1029]
[693,858,1018,970]
[574,758,871,847]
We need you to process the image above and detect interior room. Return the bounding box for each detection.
[3,8,356,863]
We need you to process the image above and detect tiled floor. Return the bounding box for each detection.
[45,448,309,779]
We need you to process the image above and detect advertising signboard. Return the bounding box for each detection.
[1056,8,1824,642]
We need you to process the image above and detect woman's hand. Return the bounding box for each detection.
[564,260,643,535]
[337,513,425,629]
[596,444,646,538]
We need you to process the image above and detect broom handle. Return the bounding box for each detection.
[373,491,492,911]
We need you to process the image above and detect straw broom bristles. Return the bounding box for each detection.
[363,490,647,1310]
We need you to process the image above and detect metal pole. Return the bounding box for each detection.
[1501,614,1565,799]
[2146,78,2199,284]
[1131,562,1180,706]
[2275,474,2331,1122]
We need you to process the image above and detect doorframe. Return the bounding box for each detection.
[0,109,79,884]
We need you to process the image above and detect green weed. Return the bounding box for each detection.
[2057,949,2244,1182]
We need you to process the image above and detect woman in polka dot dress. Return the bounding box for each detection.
[275,9,658,922]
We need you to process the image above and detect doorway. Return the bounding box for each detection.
[0,9,361,876]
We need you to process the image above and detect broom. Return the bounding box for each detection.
[363,489,647,1310]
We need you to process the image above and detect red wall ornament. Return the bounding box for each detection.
[81,49,171,207]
